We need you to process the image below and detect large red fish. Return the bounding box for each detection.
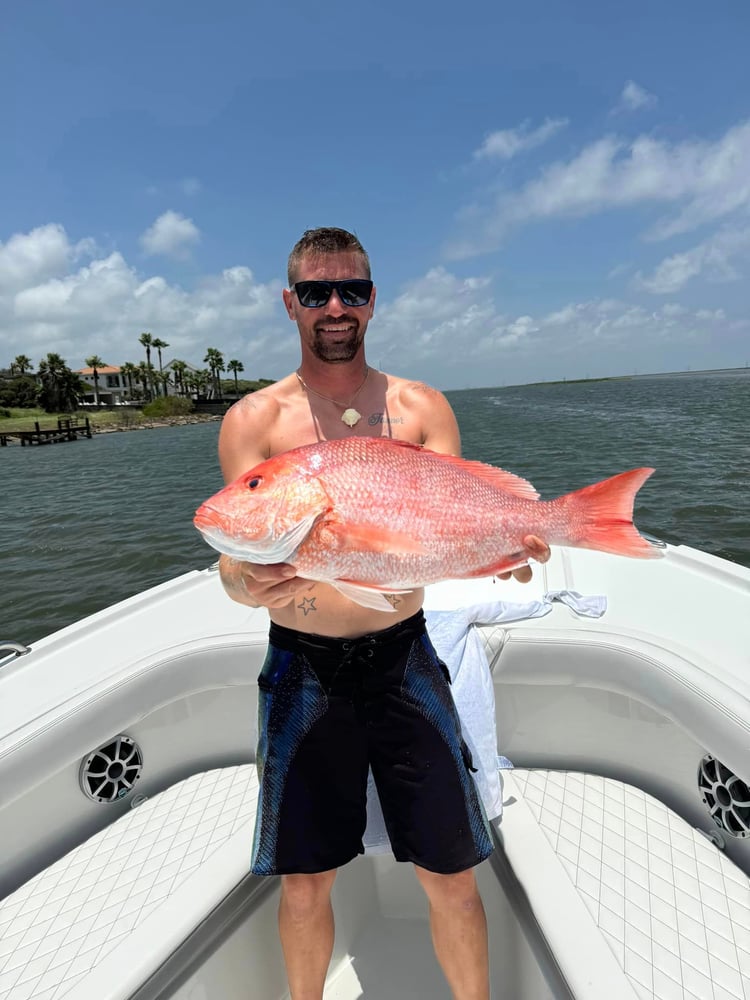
[194,437,661,611]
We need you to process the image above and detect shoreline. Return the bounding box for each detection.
[93,414,223,434]
[0,413,223,446]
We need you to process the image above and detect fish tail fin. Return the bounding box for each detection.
[556,468,662,558]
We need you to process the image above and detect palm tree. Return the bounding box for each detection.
[191,369,211,399]
[152,338,169,373]
[154,370,172,397]
[10,354,33,376]
[139,332,154,370]
[85,355,105,407]
[37,353,82,413]
[137,362,155,401]
[226,359,244,397]
[138,333,154,399]
[120,362,138,398]
[203,348,225,399]
[170,359,188,396]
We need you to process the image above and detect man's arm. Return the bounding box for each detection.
[216,396,309,609]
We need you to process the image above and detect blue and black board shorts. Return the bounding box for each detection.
[251,610,494,876]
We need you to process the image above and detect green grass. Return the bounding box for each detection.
[0,408,142,433]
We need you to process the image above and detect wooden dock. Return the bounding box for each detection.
[0,417,93,447]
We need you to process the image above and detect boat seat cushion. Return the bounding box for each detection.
[503,769,750,1000]
[0,765,259,1000]
[3,762,749,1000]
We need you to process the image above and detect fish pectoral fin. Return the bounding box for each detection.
[314,519,427,555]
[331,580,411,612]
[465,552,530,578]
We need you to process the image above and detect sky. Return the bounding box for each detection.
[1,0,749,390]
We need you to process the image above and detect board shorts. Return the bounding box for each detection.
[251,610,494,876]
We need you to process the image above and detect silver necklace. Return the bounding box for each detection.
[295,366,370,428]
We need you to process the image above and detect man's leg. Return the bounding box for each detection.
[278,868,338,1000]
[414,866,489,1000]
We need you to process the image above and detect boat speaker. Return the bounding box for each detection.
[80,735,143,803]
[698,754,750,839]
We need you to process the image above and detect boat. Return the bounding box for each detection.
[1,540,749,999]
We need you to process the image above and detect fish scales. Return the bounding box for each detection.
[194,437,661,611]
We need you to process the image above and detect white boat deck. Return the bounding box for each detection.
[1,765,749,999]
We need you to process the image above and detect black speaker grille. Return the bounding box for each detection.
[698,754,750,839]
[80,735,143,803]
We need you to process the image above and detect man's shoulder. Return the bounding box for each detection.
[386,374,451,411]
[380,372,459,454]
[223,376,294,425]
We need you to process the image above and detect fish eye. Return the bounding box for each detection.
[247,476,262,490]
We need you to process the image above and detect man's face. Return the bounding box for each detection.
[283,251,376,363]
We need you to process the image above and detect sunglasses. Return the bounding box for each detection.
[292,279,373,309]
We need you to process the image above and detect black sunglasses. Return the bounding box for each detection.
[292,279,373,309]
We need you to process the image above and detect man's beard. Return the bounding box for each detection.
[311,319,363,362]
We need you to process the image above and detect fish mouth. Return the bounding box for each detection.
[193,506,250,561]
[195,524,259,562]
[193,508,322,565]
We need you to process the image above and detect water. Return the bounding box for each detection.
[2,374,748,645]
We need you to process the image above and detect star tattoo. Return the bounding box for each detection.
[297,596,318,616]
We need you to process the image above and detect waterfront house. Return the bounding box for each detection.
[76,366,130,406]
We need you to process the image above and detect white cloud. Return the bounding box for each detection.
[364,267,746,385]
[473,118,568,161]
[1,226,746,388]
[450,119,750,256]
[0,224,288,374]
[0,224,81,291]
[614,80,658,114]
[140,210,201,259]
[636,224,750,293]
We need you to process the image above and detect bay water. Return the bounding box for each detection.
[2,372,748,646]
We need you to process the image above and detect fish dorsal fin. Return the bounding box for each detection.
[386,440,540,501]
[453,458,540,500]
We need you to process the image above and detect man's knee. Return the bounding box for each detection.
[414,866,482,912]
[280,869,338,918]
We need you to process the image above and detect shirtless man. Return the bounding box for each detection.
[218,227,549,1000]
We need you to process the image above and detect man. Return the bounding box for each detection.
[218,227,549,1000]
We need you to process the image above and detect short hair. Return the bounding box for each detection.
[287,227,371,285]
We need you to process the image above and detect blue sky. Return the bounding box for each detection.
[1,0,749,389]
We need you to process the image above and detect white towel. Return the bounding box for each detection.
[543,589,607,617]
[362,591,606,854]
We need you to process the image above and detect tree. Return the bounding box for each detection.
[139,332,154,370]
[84,355,105,407]
[0,375,38,408]
[120,362,138,398]
[203,348,225,399]
[226,359,245,396]
[137,361,155,400]
[170,359,188,396]
[152,337,169,373]
[10,354,33,376]
[154,370,172,397]
[190,369,211,398]
[138,333,154,399]
[37,353,83,413]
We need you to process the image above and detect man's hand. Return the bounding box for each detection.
[220,556,307,609]
[496,535,551,584]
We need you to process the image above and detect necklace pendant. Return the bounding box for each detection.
[341,408,362,428]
